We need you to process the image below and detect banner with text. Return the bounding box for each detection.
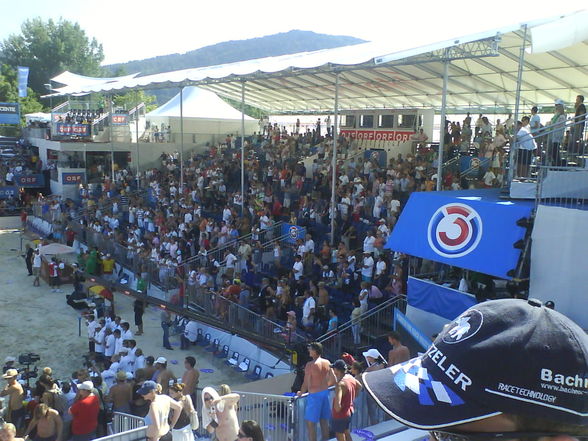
[15,174,45,188]
[111,114,129,125]
[0,103,20,125]
[0,186,18,199]
[55,123,91,137]
[280,223,306,244]
[62,172,86,185]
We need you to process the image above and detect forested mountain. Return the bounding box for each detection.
[105,30,365,105]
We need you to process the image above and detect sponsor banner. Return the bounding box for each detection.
[17,66,29,98]
[407,276,476,322]
[0,102,20,125]
[15,174,45,188]
[62,172,86,185]
[385,190,533,279]
[460,156,491,175]
[0,186,18,199]
[393,307,432,351]
[280,223,306,244]
[55,123,91,137]
[111,114,129,125]
[340,129,414,142]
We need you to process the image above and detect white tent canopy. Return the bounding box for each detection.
[147,86,254,120]
[44,10,588,113]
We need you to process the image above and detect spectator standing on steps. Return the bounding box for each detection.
[160,308,173,350]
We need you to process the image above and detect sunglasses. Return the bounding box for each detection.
[431,431,588,441]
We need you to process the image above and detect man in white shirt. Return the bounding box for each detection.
[224,250,237,279]
[361,252,374,282]
[292,255,304,281]
[181,320,199,349]
[363,231,375,254]
[304,234,315,255]
[515,116,537,178]
[301,290,316,330]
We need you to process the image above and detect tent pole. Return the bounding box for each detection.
[509,24,528,185]
[180,86,184,191]
[109,97,115,183]
[241,81,245,217]
[437,58,449,191]
[331,72,339,246]
[135,106,140,189]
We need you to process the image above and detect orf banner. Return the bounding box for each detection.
[0,103,20,125]
[62,172,86,185]
[55,123,91,137]
[0,186,18,199]
[111,114,129,125]
[17,66,29,98]
[385,190,533,279]
[15,174,45,188]
[280,223,306,244]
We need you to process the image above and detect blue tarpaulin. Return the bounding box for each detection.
[407,276,476,321]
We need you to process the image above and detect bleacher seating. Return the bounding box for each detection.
[245,365,262,381]
[226,351,239,367]
[235,357,250,373]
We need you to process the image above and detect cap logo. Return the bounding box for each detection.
[442,309,483,345]
[428,203,483,258]
[391,358,465,406]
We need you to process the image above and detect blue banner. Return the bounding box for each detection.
[459,156,491,176]
[62,172,86,185]
[0,186,18,199]
[365,149,387,168]
[280,223,306,244]
[407,276,476,321]
[0,102,20,125]
[386,190,533,279]
[17,66,29,98]
[55,123,91,137]
[393,308,432,351]
[15,174,45,188]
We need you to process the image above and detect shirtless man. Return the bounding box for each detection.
[107,371,132,413]
[387,332,410,366]
[154,357,176,395]
[0,424,24,441]
[1,370,25,432]
[297,342,336,441]
[24,403,63,441]
[181,356,199,404]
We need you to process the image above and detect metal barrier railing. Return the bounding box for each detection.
[535,166,588,210]
[317,296,406,361]
[94,412,147,441]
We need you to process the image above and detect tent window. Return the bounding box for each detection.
[360,114,374,128]
[342,115,356,128]
[378,114,395,128]
[398,114,416,129]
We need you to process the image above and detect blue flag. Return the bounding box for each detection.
[17,66,29,98]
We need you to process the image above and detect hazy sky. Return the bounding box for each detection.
[0,1,581,66]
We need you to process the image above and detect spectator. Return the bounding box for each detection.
[168,383,197,441]
[138,380,182,441]
[387,332,410,366]
[237,420,265,441]
[69,381,100,441]
[1,369,25,432]
[331,359,361,441]
[202,385,240,441]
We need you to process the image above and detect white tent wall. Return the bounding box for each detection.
[529,205,588,330]
[147,116,258,146]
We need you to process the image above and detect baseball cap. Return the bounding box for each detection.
[2,369,18,379]
[362,348,382,360]
[77,380,94,391]
[555,98,565,106]
[4,356,15,363]
[155,357,167,364]
[137,380,157,395]
[362,298,588,429]
[331,359,347,372]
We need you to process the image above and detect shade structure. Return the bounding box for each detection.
[43,10,588,113]
[39,243,76,255]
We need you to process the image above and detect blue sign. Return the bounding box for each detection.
[17,66,29,98]
[0,186,17,199]
[0,102,20,125]
[365,149,387,168]
[407,276,476,321]
[62,172,86,185]
[15,174,45,188]
[385,190,533,279]
[280,223,306,244]
[459,156,491,176]
[393,307,432,351]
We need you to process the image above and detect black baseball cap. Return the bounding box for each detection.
[362,298,588,429]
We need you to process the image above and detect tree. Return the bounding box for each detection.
[0,18,104,97]
[0,64,43,117]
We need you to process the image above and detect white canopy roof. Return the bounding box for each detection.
[147,86,254,120]
[45,10,588,113]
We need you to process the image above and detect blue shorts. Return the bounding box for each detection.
[304,389,331,423]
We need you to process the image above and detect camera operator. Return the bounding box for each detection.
[1,369,25,432]
[2,357,16,374]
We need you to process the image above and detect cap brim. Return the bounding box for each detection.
[362,358,501,429]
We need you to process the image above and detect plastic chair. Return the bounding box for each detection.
[226,351,239,367]
[206,338,219,352]
[199,333,211,347]
[265,372,274,379]
[235,357,250,373]
[245,365,262,381]
[215,345,229,359]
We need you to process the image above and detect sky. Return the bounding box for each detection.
[0,1,582,66]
